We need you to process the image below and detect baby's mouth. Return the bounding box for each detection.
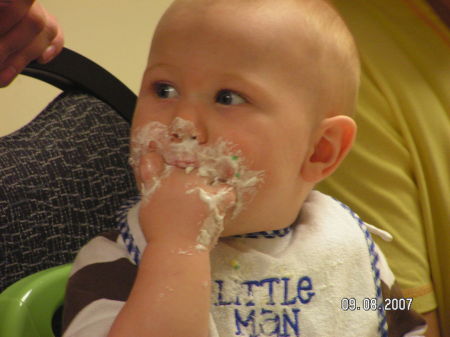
[166,159,198,170]
[172,159,196,168]
[163,152,232,184]
[159,145,200,171]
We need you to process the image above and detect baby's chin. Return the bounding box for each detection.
[218,200,267,237]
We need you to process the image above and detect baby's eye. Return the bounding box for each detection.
[215,89,246,105]
[153,82,179,99]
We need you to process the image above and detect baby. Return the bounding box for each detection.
[62,0,426,336]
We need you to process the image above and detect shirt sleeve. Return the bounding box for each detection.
[376,243,427,337]
[62,231,137,337]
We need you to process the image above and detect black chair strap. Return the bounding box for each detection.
[22,47,137,124]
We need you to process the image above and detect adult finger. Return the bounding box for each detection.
[0,0,34,35]
[0,1,47,65]
[0,4,63,87]
[36,12,64,64]
[0,17,57,87]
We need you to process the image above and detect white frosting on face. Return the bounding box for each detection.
[130,118,264,249]
[186,186,233,251]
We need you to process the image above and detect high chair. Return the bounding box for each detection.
[0,48,138,336]
[0,264,71,337]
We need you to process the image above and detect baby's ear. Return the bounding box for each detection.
[301,116,356,183]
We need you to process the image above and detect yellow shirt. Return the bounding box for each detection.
[318,0,449,333]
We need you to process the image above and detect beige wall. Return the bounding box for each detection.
[0,0,172,137]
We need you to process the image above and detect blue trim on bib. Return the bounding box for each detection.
[233,227,292,239]
[117,196,141,265]
[117,195,292,266]
[336,200,388,337]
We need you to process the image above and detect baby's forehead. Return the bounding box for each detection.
[163,0,343,64]
[167,0,312,35]
[158,0,324,68]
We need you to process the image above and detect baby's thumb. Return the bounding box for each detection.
[139,151,165,186]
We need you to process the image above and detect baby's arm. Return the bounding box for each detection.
[109,238,212,337]
[108,152,235,337]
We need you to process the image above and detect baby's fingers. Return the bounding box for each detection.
[138,151,170,198]
[139,151,165,182]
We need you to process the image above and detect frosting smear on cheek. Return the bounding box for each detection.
[130,117,264,250]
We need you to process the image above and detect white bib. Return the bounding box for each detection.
[123,190,388,337]
[209,191,386,337]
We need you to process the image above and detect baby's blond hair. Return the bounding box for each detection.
[296,0,360,116]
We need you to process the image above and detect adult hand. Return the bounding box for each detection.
[0,0,64,87]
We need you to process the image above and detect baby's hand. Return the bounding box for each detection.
[137,151,236,251]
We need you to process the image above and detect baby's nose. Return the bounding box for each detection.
[170,132,197,143]
[169,117,204,143]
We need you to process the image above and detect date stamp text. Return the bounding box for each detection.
[341,297,413,311]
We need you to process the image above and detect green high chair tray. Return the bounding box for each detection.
[0,264,72,337]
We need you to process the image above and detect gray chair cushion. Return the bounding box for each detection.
[0,91,138,291]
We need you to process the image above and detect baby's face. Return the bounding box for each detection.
[131,1,322,235]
